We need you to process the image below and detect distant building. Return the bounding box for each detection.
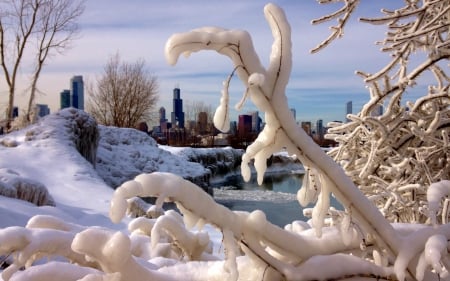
[12,106,19,118]
[238,114,252,137]
[251,111,261,133]
[159,107,167,123]
[290,108,296,121]
[346,101,352,122]
[229,121,237,135]
[60,89,71,109]
[171,87,184,128]
[197,111,208,134]
[301,121,312,136]
[36,104,50,117]
[70,75,84,110]
[316,119,324,140]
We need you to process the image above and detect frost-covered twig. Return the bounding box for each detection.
[166,1,401,264]
[310,0,361,53]
[314,0,450,227]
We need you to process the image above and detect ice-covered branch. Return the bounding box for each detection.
[165,1,403,274]
[310,0,360,53]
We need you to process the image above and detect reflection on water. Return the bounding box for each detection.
[213,173,343,227]
[214,173,303,194]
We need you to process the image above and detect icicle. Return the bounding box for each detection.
[340,213,353,247]
[311,174,330,238]
[213,80,230,133]
[297,167,319,207]
[222,229,239,281]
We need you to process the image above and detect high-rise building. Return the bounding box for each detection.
[238,114,252,137]
[346,101,352,122]
[60,89,71,109]
[290,108,296,121]
[229,121,237,135]
[70,75,84,110]
[301,121,312,136]
[171,87,184,128]
[159,107,167,123]
[316,119,324,140]
[36,104,50,117]
[197,111,208,134]
[251,111,261,132]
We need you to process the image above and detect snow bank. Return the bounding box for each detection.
[96,126,210,189]
[0,109,121,230]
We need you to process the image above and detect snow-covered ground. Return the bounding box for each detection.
[0,109,303,280]
[0,109,118,230]
[0,109,227,280]
[2,109,446,281]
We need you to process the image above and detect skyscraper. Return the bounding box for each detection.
[251,111,261,132]
[346,101,353,122]
[171,87,184,128]
[159,107,167,123]
[70,75,84,110]
[238,114,252,137]
[301,121,312,136]
[290,108,296,120]
[36,104,50,117]
[316,119,324,140]
[60,89,71,109]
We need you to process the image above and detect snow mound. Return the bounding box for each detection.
[96,126,209,189]
[0,109,116,222]
[5,108,99,166]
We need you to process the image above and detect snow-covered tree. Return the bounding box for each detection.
[312,0,450,223]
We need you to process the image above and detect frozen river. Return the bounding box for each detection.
[212,173,340,227]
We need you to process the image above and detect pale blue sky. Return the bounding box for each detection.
[1,0,428,125]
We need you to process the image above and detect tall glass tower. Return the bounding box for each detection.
[346,101,352,122]
[60,89,71,109]
[70,75,84,110]
[171,87,184,128]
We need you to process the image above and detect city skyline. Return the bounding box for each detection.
[0,1,430,125]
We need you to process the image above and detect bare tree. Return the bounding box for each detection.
[26,0,84,122]
[86,53,159,128]
[0,0,85,129]
[184,100,213,123]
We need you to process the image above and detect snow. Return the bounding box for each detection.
[0,2,448,280]
[96,126,207,188]
[0,109,226,280]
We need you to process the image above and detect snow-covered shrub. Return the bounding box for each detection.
[315,0,450,224]
[0,169,54,206]
[0,138,18,148]
[64,109,100,166]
